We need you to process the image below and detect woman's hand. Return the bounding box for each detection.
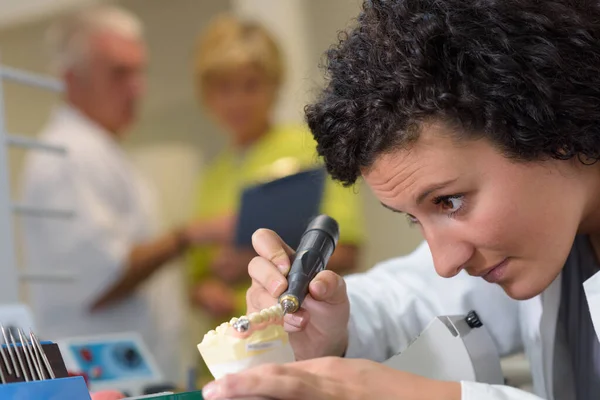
[186,214,236,245]
[202,357,461,400]
[192,279,236,318]
[90,391,125,400]
[246,229,350,360]
[210,245,256,284]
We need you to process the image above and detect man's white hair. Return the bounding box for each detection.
[45,4,143,75]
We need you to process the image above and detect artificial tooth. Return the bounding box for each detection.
[248,312,262,323]
[216,323,229,334]
[260,309,271,321]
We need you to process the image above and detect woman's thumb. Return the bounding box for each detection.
[308,270,347,305]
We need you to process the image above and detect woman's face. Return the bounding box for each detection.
[363,122,600,300]
[204,65,276,144]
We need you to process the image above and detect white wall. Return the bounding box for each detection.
[0,0,99,30]
[231,0,313,125]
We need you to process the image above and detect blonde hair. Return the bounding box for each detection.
[46,4,143,75]
[194,14,284,92]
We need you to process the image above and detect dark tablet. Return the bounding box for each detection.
[234,168,326,249]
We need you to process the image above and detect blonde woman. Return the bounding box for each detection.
[187,14,364,334]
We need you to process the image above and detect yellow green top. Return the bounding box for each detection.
[187,124,364,315]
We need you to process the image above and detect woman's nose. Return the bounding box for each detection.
[426,230,473,278]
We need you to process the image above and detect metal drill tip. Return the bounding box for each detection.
[281,299,295,314]
[232,317,250,333]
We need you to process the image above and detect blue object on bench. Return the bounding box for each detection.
[0,375,91,399]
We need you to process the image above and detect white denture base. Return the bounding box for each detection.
[197,305,296,379]
[206,340,295,379]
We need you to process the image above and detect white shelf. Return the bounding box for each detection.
[6,134,67,155]
[0,66,63,92]
[0,62,74,304]
[12,204,74,219]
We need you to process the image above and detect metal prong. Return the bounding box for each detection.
[9,330,28,381]
[232,316,250,333]
[18,329,36,381]
[2,326,19,378]
[30,331,54,379]
[0,331,5,383]
[29,331,46,380]
[23,331,42,381]
[0,326,11,376]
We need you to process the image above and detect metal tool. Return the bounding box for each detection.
[0,359,4,384]
[31,330,54,379]
[29,331,47,380]
[2,325,19,378]
[0,330,11,376]
[18,329,37,381]
[0,324,56,383]
[9,329,28,381]
[31,334,46,380]
[21,328,42,380]
[278,215,339,314]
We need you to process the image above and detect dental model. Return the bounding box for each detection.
[197,304,295,379]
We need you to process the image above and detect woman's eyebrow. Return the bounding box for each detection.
[379,178,459,213]
[415,178,458,204]
[380,202,403,213]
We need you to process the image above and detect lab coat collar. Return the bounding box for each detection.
[583,270,600,342]
[525,270,600,400]
[540,273,562,399]
[51,103,122,150]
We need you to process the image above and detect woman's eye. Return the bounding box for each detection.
[406,214,420,225]
[434,195,465,215]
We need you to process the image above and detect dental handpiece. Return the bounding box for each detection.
[231,215,339,333]
[278,215,339,314]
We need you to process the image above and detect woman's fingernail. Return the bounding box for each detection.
[202,381,219,399]
[277,263,289,276]
[291,313,304,324]
[284,313,304,326]
[312,280,326,297]
[270,279,285,294]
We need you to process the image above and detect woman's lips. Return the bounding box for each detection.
[480,258,510,284]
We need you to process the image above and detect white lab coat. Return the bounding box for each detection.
[345,241,600,400]
[20,105,184,382]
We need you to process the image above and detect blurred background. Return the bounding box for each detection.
[1,0,423,273]
[0,0,427,390]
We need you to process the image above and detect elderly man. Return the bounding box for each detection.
[20,5,228,382]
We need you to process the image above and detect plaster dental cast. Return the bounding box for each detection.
[198,305,294,379]
[201,0,600,399]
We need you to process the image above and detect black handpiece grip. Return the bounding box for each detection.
[279,215,339,313]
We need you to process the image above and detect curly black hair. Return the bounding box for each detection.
[305,0,600,186]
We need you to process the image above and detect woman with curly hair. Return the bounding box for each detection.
[201,0,600,399]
